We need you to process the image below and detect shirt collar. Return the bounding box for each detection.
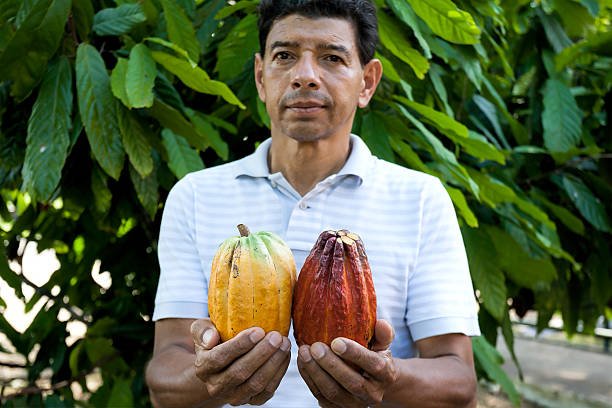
[233,134,373,184]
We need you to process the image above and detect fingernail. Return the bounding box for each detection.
[250,329,264,343]
[280,338,290,352]
[202,329,214,347]
[299,346,312,362]
[311,343,324,359]
[331,339,346,355]
[268,332,282,348]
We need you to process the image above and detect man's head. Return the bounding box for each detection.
[257,0,379,67]
[254,0,382,143]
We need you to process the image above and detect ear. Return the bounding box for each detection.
[358,59,383,108]
[254,53,266,103]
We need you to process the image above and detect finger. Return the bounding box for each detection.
[235,336,291,400]
[331,337,396,384]
[299,344,362,407]
[190,318,219,350]
[249,348,291,405]
[313,341,372,401]
[371,319,394,351]
[220,331,284,387]
[197,327,265,374]
[297,347,326,403]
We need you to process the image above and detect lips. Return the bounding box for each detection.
[286,100,326,114]
[287,100,326,109]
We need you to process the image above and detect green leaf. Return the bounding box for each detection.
[394,103,458,165]
[376,53,401,83]
[467,170,516,208]
[92,4,146,36]
[72,0,94,41]
[445,185,478,227]
[118,106,153,178]
[185,108,229,160]
[214,14,259,81]
[428,64,453,117]
[487,225,557,288]
[162,128,205,179]
[462,226,506,321]
[214,0,258,20]
[69,340,83,376]
[538,9,572,53]
[126,44,156,108]
[378,12,429,79]
[144,36,196,66]
[147,98,208,151]
[561,176,612,232]
[542,79,582,153]
[394,95,468,139]
[22,57,72,202]
[0,0,71,101]
[129,163,158,219]
[1,254,24,301]
[472,336,520,406]
[76,44,125,180]
[360,111,395,162]
[555,31,612,71]
[162,0,200,62]
[111,58,130,108]
[107,377,134,408]
[91,165,112,215]
[389,136,432,174]
[531,191,585,235]
[152,51,245,108]
[387,0,431,58]
[406,0,481,45]
[459,131,506,164]
[84,337,129,373]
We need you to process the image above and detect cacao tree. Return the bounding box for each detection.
[1,0,611,406]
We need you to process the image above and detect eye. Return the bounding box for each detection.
[274,51,292,60]
[325,54,344,64]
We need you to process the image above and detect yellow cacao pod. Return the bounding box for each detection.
[208,224,296,341]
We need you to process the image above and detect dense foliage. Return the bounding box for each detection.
[1,0,611,406]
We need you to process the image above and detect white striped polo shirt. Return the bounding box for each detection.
[153,134,480,407]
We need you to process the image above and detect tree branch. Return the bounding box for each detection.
[16,270,88,324]
[0,362,27,368]
[0,352,119,401]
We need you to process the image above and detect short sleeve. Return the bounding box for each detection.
[405,178,480,341]
[152,175,209,321]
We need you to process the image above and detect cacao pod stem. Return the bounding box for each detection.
[237,224,250,237]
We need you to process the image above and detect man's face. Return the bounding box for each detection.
[255,15,379,142]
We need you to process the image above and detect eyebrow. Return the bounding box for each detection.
[269,41,352,62]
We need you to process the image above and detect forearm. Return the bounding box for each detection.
[382,355,477,408]
[145,345,224,408]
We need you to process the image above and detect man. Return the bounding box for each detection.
[145,0,480,407]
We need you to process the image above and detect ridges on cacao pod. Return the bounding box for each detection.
[208,224,296,341]
[292,229,377,348]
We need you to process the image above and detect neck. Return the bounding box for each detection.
[268,133,351,197]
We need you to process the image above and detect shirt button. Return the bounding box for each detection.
[270,180,277,188]
[299,202,307,210]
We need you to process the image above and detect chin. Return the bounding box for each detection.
[281,125,334,143]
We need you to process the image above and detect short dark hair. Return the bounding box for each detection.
[257,0,379,66]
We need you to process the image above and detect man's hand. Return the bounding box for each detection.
[297,320,398,408]
[190,319,291,406]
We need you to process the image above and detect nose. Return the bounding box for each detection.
[291,54,320,90]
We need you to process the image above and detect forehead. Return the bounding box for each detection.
[266,14,358,52]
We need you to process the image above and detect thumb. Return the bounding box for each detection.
[190,318,220,350]
[371,319,394,352]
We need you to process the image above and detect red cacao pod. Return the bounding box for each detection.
[292,230,377,348]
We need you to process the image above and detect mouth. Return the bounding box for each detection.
[286,101,327,114]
